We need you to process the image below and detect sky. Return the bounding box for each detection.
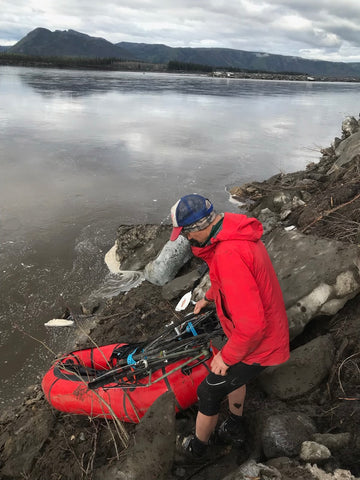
[1,0,360,62]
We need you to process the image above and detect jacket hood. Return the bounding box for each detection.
[215,213,263,243]
[191,212,263,260]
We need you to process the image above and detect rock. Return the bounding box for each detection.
[144,236,192,286]
[265,228,360,339]
[273,192,293,211]
[257,208,280,234]
[94,392,176,480]
[300,441,331,462]
[321,146,336,157]
[261,413,316,459]
[266,456,299,470]
[307,172,329,182]
[116,225,171,271]
[333,137,342,149]
[222,458,281,480]
[1,407,55,478]
[329,129,360,174]
[105,243,121,273]
[80,298,101,315]
[291,195,306,208]
[294,179,320,190]
[258,335,335,400]
[301,190,313,202]
[306,464,358,480]
[161,269,203,300]
[341,116,359,138]
[229,185,249,203]
[312,433,351,451]
[192,272,211,301]
[266,458,319,480]
[280,209,292,221]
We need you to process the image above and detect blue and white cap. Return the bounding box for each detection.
[170,194,215,241]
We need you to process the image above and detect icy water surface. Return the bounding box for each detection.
[1,66,359,406]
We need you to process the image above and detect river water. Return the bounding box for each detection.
[0,66,359,407]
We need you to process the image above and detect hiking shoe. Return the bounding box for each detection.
[175,435,209,464]
[216,414,247,446]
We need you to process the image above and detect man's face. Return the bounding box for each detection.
[184,228,208,245]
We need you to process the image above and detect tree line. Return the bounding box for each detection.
[0,52,309,77]
[167,60,213,72]
[0,53,122,68]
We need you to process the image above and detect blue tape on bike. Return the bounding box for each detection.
[186,322,198,336]
[127,348,138,365]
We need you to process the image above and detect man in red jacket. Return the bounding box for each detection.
[170,194,289,460]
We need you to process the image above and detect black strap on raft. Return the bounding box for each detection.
[110,342,145,366]
[54,359,99,381]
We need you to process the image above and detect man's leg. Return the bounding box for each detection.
[216,385,247,445]
[181,373,227,457]
[195,386,246,442]
[195,412,219,443]
[228,384,246,416]
[182,364,263,457]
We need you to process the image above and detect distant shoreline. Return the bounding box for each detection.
[208,71,360,83]
[1,57,360,83]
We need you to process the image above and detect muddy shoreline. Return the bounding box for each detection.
[1,117,360,479]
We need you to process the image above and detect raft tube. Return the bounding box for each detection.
[42,343,215,423]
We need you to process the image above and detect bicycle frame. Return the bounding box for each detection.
[86,310,221,390]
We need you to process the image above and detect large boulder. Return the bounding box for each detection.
[312,433,351,451]
[258,335,335,400]
[0,405,55,478]
[261,413,317,459]
[111,224,193,287]
[94,392,176,480]
[162,269,203,300]
[144,236,192,286]
[266,229,360,339]
[328,127,360,174]
[115,225,171,271]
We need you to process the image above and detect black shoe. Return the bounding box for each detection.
[216,414,246,446]
[175,435,209,464]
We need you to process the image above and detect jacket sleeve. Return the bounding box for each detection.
[214,248,266,365]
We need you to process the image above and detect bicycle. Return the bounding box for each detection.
[77,309,222,389]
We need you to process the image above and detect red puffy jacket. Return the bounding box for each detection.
[191,213,289,367]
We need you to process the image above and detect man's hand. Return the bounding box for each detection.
[193,297,209,314]
[210,352,229,376]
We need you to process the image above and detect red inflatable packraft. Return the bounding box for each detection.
[42,342,216,423]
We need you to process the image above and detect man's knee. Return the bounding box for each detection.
[197,376,226,416]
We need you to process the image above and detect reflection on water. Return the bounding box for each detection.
[17,68,360,99]
[0,66,359,407]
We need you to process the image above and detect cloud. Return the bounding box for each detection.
[1,0,360,61]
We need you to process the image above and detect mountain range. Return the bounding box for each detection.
[3,27,360,77]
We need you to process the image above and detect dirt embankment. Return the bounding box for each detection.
[1,117,360,480]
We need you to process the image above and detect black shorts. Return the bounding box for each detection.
[197,361,265,416]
